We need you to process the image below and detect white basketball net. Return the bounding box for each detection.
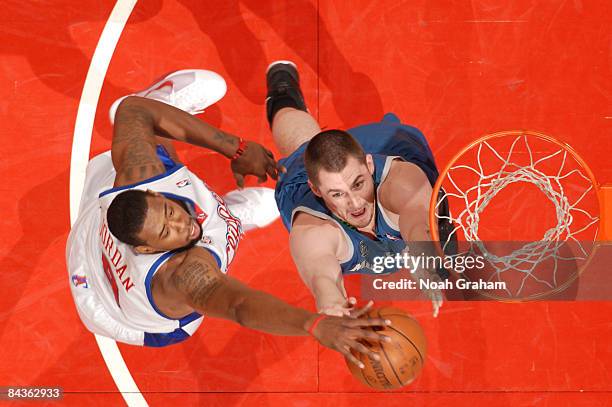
[435,134,599,299]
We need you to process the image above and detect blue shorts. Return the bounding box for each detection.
[275,113,439,230]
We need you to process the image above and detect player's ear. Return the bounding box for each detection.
[134,245,157,254]
[365,154,374,175]
[308,179,322,197]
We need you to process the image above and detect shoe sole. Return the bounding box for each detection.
[266,60,297,74]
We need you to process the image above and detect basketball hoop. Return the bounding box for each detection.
[429,130,601,301]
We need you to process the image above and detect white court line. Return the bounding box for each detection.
[69,1,146,406]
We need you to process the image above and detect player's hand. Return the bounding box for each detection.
[428,285,443,318]
[231,141,285,188]
[410,267,443,318]
[309,305,392,369]
[318,297,358,317]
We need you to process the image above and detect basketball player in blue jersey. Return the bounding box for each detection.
[266,62,449,317]
[67,69,391,368]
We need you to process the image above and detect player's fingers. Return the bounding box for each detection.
[349,340,381,361]
[233,173,245,189]
[357,329,392,344]
[340,346,365,369]
[342,297,357,311]
[343,326,391,344]
[350,300,373,318]
[266,164,279,180]
[432,294,443,318]
[344,317,390,328]
[266,157,276,171]
[265,151,277,165]
[348,341,380,360]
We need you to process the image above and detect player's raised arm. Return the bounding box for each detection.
[378,161,432,242]
[111,97,166,187]
[289,217,351,316]
[111,96,280,188]
[168,246,391,367]
[378,161,444,316]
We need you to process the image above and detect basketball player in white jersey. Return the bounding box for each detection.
[67,69,391,368]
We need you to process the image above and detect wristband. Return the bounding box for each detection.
[307,314,326,336]
[231,138,248,160]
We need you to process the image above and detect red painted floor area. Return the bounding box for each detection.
[0,0,610,405]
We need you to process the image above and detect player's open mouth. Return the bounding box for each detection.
[351,208,366,218]
[189,221,200,239]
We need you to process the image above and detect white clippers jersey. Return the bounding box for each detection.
[66,150,242,346]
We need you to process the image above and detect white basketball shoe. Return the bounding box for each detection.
[223,187,280,232]
[109,69,227,124]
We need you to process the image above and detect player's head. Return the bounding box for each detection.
[107,189,202,253]
[305,130,375,229]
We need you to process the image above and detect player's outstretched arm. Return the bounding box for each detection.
[168,247,390,366]
[379,161,443,316]
[112,96,280,188]
[289,220,351,316]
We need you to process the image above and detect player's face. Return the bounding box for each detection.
[136,193,202,252]
[312,155,376,229]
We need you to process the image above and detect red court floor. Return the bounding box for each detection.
[0,1,610,406]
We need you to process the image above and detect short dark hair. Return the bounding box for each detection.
[107,190,149,246]
[304,129,366,185]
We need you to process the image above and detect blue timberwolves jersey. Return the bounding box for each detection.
[275,113,440,275]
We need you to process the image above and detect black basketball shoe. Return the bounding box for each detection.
[265,60,308,127]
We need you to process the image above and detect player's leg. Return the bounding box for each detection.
[109,69,227,124]
[265,61,321,157]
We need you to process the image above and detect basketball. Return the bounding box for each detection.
[345,306,427,390]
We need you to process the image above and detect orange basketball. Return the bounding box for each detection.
[346,306,427,390]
